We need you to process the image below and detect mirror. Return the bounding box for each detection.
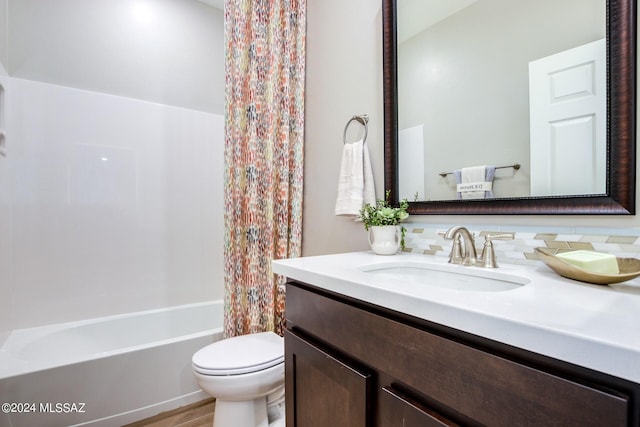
[383,0,636,214]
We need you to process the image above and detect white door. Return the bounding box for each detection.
[529,39,606,196]
[398,125,425,200]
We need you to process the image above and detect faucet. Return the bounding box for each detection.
[443,226,477,266]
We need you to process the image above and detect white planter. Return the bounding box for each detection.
[367,225,400,255]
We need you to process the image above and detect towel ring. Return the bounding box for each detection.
[343,114,369,144]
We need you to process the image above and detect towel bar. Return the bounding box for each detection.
[439,163,521,177]
[343,114,369,144]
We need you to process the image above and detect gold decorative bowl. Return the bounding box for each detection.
[535,247,640,285]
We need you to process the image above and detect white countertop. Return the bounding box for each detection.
[272,251,640,384]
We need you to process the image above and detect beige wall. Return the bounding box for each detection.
[303,0,385,255]
[303,0,640,257]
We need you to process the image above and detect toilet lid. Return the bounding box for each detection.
[192,331,284,375]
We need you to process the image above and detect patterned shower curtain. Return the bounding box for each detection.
[223,0,305,337]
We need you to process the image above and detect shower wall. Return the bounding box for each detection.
[0,0,11,344]
[0,76,9,341]
[0,0,225,333]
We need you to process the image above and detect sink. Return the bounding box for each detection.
[359,261,529,292]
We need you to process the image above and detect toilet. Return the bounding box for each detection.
[192,331,285,427]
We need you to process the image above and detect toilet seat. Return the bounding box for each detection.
[192,331,284,376]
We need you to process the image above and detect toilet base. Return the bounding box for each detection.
[267,401,286,427]
[213,397,285,427]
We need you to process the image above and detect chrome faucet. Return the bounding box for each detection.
[443,226,477,266]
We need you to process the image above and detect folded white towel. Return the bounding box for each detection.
[460,165,487,199]
[335,139,376,217]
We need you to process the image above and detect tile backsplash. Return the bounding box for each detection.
[403,223,640,266]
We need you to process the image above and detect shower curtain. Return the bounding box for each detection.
[223,0,306,337]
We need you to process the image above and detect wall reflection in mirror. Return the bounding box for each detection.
[396,0,605,202]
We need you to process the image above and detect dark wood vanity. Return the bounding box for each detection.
[285,280,640,426]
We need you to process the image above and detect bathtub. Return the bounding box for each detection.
[0,301,223,427]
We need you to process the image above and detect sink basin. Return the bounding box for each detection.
[359,261,529,292]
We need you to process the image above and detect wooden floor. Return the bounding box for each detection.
[123,398,215,427]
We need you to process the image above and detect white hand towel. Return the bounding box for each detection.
[362,142,376,207]
[460,165,487,199]
[335,139,376,217]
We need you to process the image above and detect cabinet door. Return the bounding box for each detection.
[379,387,460,427]
[285,330,372,427]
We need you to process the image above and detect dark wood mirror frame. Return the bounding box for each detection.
[383,0,637,215]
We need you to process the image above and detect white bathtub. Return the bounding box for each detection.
[0,301,223,427]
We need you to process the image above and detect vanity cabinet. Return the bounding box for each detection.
[284,281,639,427]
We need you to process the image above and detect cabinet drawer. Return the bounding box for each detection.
[287,283,630,426]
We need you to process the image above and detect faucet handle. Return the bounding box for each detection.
[449,234,464,265]
[438,230,465,264]
[479,233,513,268]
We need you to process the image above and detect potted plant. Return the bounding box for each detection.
[359,190,410,255]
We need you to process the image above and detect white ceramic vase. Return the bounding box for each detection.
[368,225,400,255]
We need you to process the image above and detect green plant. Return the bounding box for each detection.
[359,190,410,248]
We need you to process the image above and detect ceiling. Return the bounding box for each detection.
[196,0,477,42]
[398,0,478,43]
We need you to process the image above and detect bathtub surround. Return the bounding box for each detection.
[223,0,306,337]
[8,78,223,328]
[0,75,10,345]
